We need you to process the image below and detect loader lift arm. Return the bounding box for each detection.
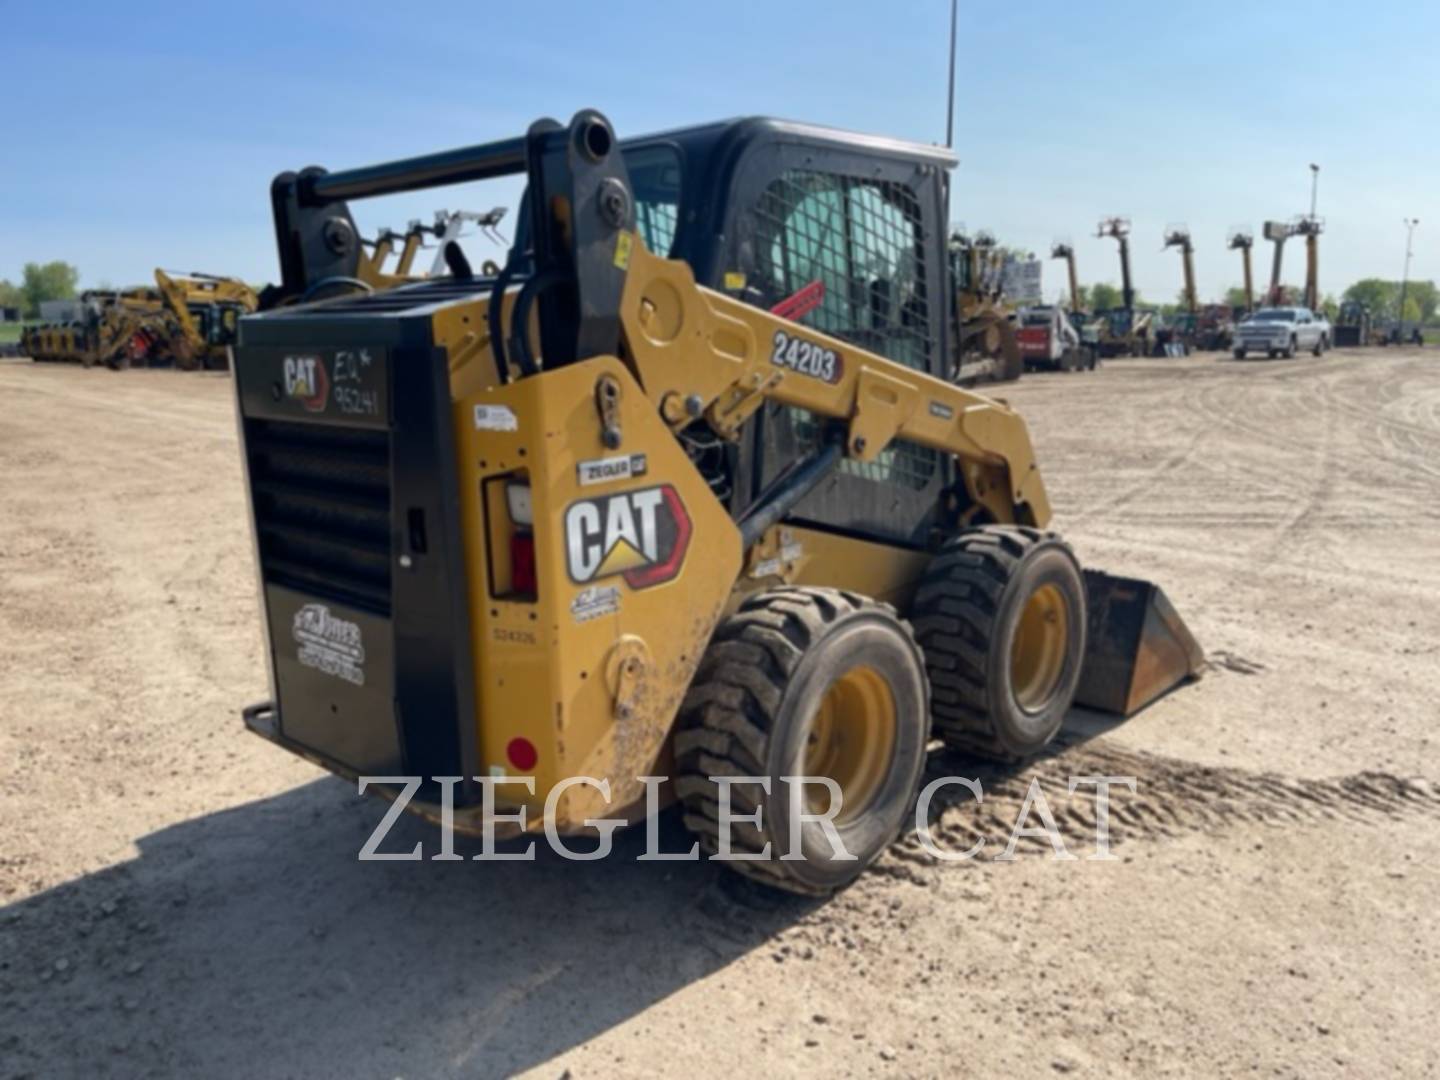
[616,240,1052,531]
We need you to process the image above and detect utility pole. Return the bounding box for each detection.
[945,0,957,148]
[1399,217,1419,338]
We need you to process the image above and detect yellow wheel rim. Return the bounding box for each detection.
[801,665,896,826]
[1009,583,1069,712]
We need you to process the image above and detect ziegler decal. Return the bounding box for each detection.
[577,452,647,487]
[564,484,691,589]
[770,329,842,384]
[283,355,329,412]
[292,603,365,685]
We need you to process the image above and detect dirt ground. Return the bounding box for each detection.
[1,349,1438,1078]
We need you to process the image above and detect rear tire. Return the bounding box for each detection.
[1233,349,1246,360]
[675,587,929,896]
[912,526,1086,760]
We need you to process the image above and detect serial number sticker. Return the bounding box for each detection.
[770,329,842,384]
[570,585,621,622]
[473,404,519,432]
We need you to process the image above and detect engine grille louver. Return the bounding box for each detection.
[245,419,392,614]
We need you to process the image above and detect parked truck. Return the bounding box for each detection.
[1232,306,1331,359]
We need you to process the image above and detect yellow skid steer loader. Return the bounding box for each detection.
[234,110,1202,895]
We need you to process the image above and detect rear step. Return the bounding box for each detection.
[1074,570,1204,716]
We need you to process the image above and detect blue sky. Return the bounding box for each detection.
[3,0,1437,304]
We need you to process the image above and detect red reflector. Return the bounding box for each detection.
[511,533,537,594]
[506,737,538,771]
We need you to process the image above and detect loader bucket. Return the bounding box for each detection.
[1074,570,1204,716]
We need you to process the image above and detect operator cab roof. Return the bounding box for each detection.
[621,116,957,170]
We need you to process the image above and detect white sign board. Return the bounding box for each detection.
[1002,257,1043,303]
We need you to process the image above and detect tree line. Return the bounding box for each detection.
[1066,278,1437,323]
[9,257,1438,328]
[0,261,81,318]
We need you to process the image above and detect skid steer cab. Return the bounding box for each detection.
[234,109,1203,895]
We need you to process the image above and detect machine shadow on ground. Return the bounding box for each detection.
[2,707,1127,1076]
[1,774,817,1076]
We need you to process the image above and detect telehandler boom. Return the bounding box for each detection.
[234,110,1201,894]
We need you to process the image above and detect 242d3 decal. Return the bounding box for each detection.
[564,484,691,589]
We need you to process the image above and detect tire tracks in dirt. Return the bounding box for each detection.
[891,736,1440,869]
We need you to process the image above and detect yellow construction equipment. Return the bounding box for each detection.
[153,270,260,370]
[1051,240,1081,314]
[1094,217,1152,356]
[22,286,170,369]
[23,272,259,370]
[234,110,1203,895]
[1262,219,1300,306]
[1227,227,1255,315]
[1296,216,1323,312]
[948,229,1023,384]
[1163,225,1197,318]
[352,209,509,294]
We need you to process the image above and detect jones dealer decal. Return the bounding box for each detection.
[293,603,366,686]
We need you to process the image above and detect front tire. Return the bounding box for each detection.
[1233,348,1246,360]
[1283,336,1297,359]
[913,526,1087,760]
[675,588,930,896]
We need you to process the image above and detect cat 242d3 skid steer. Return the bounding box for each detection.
[234,109,1202,895]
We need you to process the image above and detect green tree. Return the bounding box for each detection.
[1224,286,1252,311]
[20,261,80,317]
[1089,282,1124,309]
[1319,294,1339,321]
[1344,278,1395,319]
[1339,278,1438,322]
[1404,280,1438,323]
[0,279,22,314]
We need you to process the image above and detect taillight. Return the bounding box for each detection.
[510,533,537,595]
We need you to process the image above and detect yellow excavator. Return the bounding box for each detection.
[233,110,1203,895]
[153,270,261,370]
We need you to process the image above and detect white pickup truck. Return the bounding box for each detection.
[1232,306,1331,359]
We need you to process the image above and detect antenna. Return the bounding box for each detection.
[945,0,957,148]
